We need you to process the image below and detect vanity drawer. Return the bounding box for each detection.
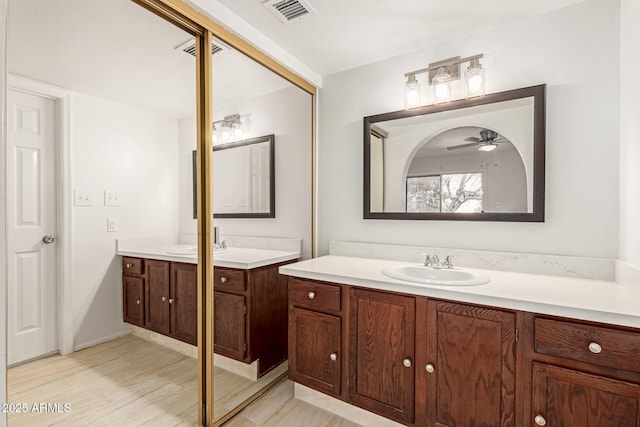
[535,317,640,373]
[214,267,246,292]
[123,257,144,276]
[290,278,341,313]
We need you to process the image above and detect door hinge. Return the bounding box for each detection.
[515,327,519,343]
[243,305,247,314]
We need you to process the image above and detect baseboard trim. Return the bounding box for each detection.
[73,329,130,352]
[129,326,197,358]
[294,383,404,427]
[214,353,259,380]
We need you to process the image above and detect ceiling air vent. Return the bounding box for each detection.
[262,0,316,24]
[175,38,225,57]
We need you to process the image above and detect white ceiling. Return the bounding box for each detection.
[7,0,292,119]
[215,0,589,76]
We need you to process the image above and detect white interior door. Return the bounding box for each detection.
[7,89,58,366]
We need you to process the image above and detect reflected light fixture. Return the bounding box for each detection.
[403,54,485,109]
[212,113,251,145]
[465,57,485,98]
[404,74,421,109]
[478,142,497,152]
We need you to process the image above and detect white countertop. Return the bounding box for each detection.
[118,244,300,269]
[279,255,640,329]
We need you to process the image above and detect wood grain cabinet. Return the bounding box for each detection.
[214,263,291,376]
[122,257,145,327]
[425,300,516,427]
[349,288,416,424]
[530,316,640,426]
[122,257,196,345]
[289,278,344,396]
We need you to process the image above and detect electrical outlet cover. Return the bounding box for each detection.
[104,190,122,207]
[107,218,118,232]
[74,190,94,207]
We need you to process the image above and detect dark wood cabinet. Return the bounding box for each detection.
[284,275,640,426]
[122,276,144,327]
[170,262,197,345]
[289,307,342,396]
[532,363,640,427]
[122,257,196,345]
[146,260,171,335]
[349,288,416,424]
[214,291,246,360]
[425,300,516,427]
[214,263,291,375]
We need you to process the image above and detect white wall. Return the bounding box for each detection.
[71,93,179,348]
[619,0,640,268]
[0,0,8,424]
[318,0,620,258]
[179,86,313,258]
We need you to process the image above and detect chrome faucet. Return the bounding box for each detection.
[424,254,455,269]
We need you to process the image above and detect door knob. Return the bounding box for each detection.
[169,298,174,304]
[403,358,412,368]
[425,364,435,373]
[42,235,56,244]
[162,296,167,302]
[534,414,547,426]
[329,353,338,361]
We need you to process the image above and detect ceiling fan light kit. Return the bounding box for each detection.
[404,53,485,109]
[447,129,507,152]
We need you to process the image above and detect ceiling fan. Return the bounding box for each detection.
[447,129,507,152]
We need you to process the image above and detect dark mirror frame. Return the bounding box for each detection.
[193,134,276,219]
[363,84,546,222]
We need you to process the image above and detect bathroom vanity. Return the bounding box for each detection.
[118,242,300,376]
[281,254,640,426]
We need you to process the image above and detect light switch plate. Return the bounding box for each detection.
[107,218,118,232]
[104,190,122,207]
[74,190,94,207]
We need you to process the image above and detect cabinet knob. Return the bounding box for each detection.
[588,342,602,354]
[308,291,316,299]
[425,363,434,373]
[136,300,141,305]
[126,263,132,268]
[402,358,412,368]
[220,277,228,283]
[169,298,174,304]
[534,414,547,426]
[162,296,167,302]
[330,353,338,361]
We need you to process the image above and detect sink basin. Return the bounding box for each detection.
[381,265,490,286]
[166,246,197,255]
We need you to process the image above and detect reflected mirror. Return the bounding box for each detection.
[364,85,545,221]
[193,134,275,219]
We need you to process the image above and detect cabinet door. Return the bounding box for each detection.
[532,363,640,427]
[123,276,144,327]
[214,291,246,361]
[170,263,197,345]
[146,260,170,335]
[426,301,516,427]
[349,288,415,424]
[289,307,341,396]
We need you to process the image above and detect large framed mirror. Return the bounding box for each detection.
[193,134,275,219]
[364,84,546,221]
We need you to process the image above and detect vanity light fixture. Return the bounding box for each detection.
[212,113,251,145]
[403,53,485,108]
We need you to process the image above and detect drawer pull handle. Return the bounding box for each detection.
[330,353,338,361]
[220,277,228,283]
[588,342,602,354]
[136,300,141,305]
[425,364,434,373]
[308,291,316,299]
[534,414,547,426]
[403,358,412,368]
[162,296,167,302]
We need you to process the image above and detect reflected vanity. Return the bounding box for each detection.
[364,84,546,221]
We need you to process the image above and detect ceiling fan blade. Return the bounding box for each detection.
[447,142,479,151]
[464,137,481,142]
[494,138,509,144]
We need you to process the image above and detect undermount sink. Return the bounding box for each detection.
[381,264,490,286]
